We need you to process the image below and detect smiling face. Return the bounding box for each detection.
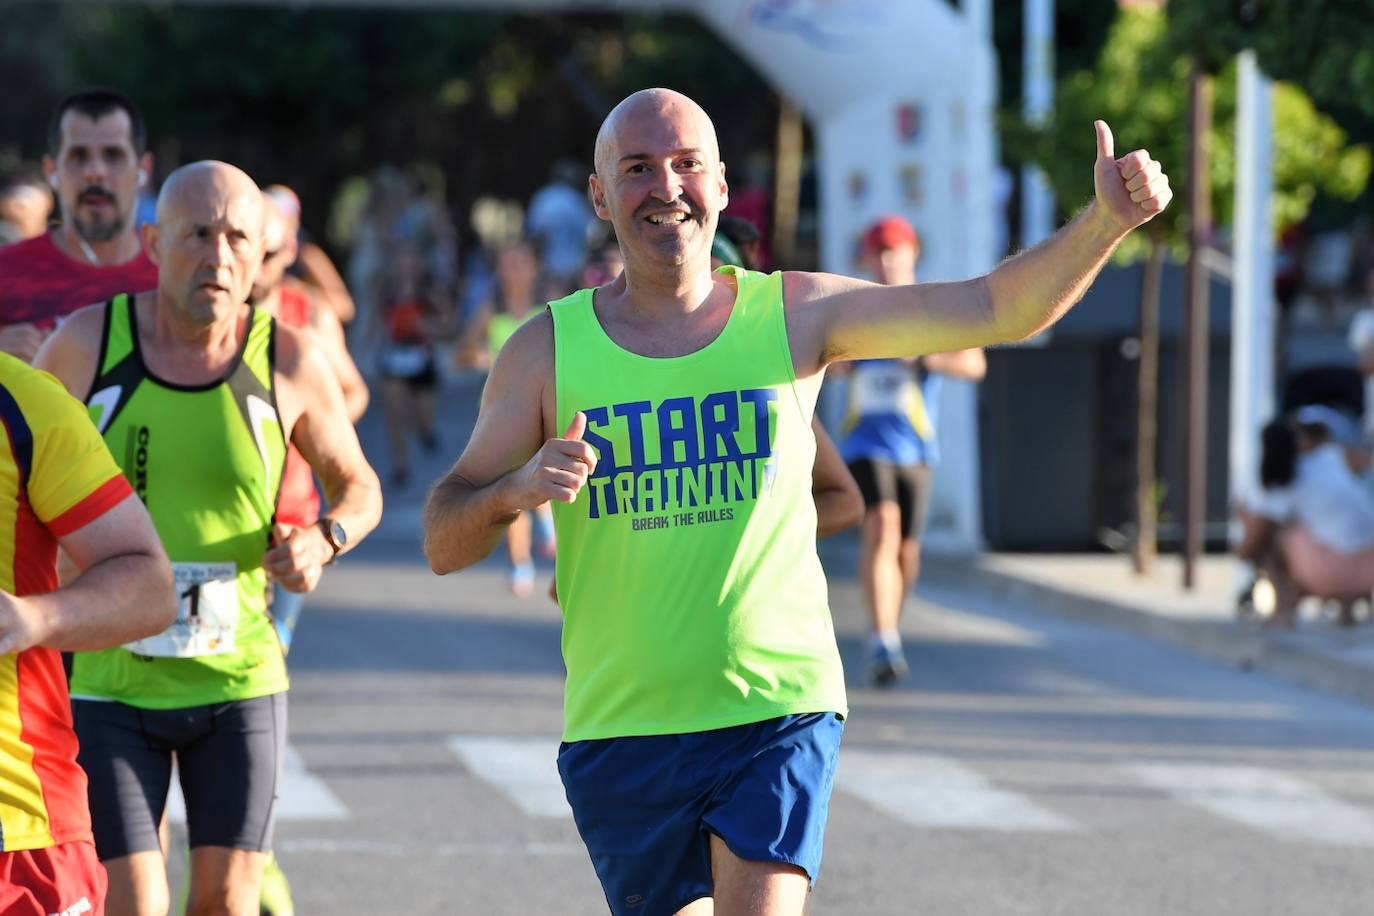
[590,90,729,272]
[45,109,149,244]
[145,162,264,324]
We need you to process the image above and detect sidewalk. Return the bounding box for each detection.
[938,552,1374,709]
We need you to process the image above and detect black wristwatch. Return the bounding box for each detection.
[317,516,347,564]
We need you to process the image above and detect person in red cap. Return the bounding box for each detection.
[840,214,986,685]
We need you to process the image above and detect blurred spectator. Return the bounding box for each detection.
[723,153,773,268]
[266,184,358,326]
[841,215,986,685]
[1349,267,1374,439]
[716,215,762,271]
[0,88,157,362]
[526,159,594,286]
[1236,408,1374,627]
[452,239,554,594]
[581,235,623,288]
[1298,229,1354,326]
[347,165,411,341]
[371,243,444,488]
[454,240,541,372]
[0,170,54,242]
[393,165,459,299]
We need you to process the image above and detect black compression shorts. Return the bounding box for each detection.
[74,693,286,859]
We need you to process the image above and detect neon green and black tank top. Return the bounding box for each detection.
[550,266,847,741]
[70,294,289,709]
[488,306,538,358]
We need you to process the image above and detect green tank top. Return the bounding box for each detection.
[550,266,847,741]
[70,294,289,709]
[488,307,537,358]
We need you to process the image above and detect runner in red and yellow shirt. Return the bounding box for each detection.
[0,353,174,916]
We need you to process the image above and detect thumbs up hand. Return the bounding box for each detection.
[512,411,599,508]
[1092,119,1172,234]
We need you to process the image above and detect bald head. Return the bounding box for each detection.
[594,89,720,180]
[156,160,262,228]
[148,160,267,323]
[250,191,299,303]
[588,89,729,273]
[261,193,289,253]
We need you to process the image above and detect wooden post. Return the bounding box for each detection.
[1133,238,1164,575]
[772,94,803,268]
[1181,65,1212,590]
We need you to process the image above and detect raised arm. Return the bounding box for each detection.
[265,326,383,592]
[423,313,596,574]
[786,121,1171,374]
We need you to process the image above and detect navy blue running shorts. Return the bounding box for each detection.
[557,712,844,916]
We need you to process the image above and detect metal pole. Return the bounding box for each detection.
[1021,0,1055,249]
[1182,65,1213,590]
[1229,51,1276,519]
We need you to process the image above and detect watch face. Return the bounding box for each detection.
[328,519,347,548]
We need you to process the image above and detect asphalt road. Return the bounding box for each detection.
[178,381,1374,915]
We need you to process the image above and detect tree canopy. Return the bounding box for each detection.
[1007,3,1370,262]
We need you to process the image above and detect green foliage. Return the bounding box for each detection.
[0,3,779,253]
[1005,4,1371,263]
[1167,0,1374,125]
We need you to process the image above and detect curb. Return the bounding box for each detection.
[926,558,1374,710]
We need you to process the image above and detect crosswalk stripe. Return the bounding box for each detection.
[447,735,571,819]
[166,745,349,824]
[1126,763,1374,846]
[836,750,1078,832]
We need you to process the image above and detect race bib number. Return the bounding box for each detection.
[124,562,239,658]
[850,363,917,416]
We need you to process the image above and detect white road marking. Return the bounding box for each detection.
[447,735,571,819]
[837,750,1077,832]
[1127,762,1374,846]
[166,745,348,823]
[276,838,584,858]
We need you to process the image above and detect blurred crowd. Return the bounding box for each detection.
[4,88,1373,634]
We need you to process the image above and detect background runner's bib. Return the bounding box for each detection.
[841,358,944,467]
[70,295,289,709]
[550,266,847,742]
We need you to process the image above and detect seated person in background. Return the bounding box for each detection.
[1236,406,1374,627]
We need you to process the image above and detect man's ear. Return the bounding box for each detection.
[589,174,612,221]
[140,222,160,265]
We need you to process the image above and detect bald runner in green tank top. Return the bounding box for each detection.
[70,294,289,709]
[551,266,847,741]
